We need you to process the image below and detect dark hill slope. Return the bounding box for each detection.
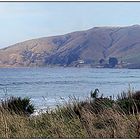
[0,25,140,68]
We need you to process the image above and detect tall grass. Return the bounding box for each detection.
[1,97,34,115]
[0,90,139,138]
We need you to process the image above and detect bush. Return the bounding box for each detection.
[117,91,140,114]
[1,97,35,115]
[90,89,115,113]
[90,97,115,114]
[109,57,118,68]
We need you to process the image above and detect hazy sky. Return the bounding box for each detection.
[0,2,140,48]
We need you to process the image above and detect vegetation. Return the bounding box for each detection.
[117,91,140,114]
[98,57,119,68]
[0,90,139,138]
[1,97,35,115]
[99,59,105,65]
[109,57,118,68]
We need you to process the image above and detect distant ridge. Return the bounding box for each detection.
[1,25,140,68]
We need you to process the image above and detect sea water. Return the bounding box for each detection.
[0,67,140,110]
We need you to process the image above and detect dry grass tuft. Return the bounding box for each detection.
[0,90,139,138]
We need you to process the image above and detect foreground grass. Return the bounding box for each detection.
[0,90,140,138]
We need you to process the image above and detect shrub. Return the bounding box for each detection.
[1,97,35,115]
[90,89,115,113]
[109,57,118,68]
[117,91,140,114]
[90,97,115,114]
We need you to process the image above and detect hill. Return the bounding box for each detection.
[1,25,140,68]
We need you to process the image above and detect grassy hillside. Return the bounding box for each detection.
[1,25,140,68]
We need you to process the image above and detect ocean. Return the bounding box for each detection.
[0,67,140,111]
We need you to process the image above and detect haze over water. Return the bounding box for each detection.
[0,67,140,110]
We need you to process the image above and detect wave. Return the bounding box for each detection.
[0,79,140,87]
[0,80,86,86]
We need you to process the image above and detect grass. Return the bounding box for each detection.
[0,90,140,138]
[1,96,35,115]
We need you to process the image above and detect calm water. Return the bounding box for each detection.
[0,67,140,110]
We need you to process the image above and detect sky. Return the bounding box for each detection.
[0,2,140,48]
